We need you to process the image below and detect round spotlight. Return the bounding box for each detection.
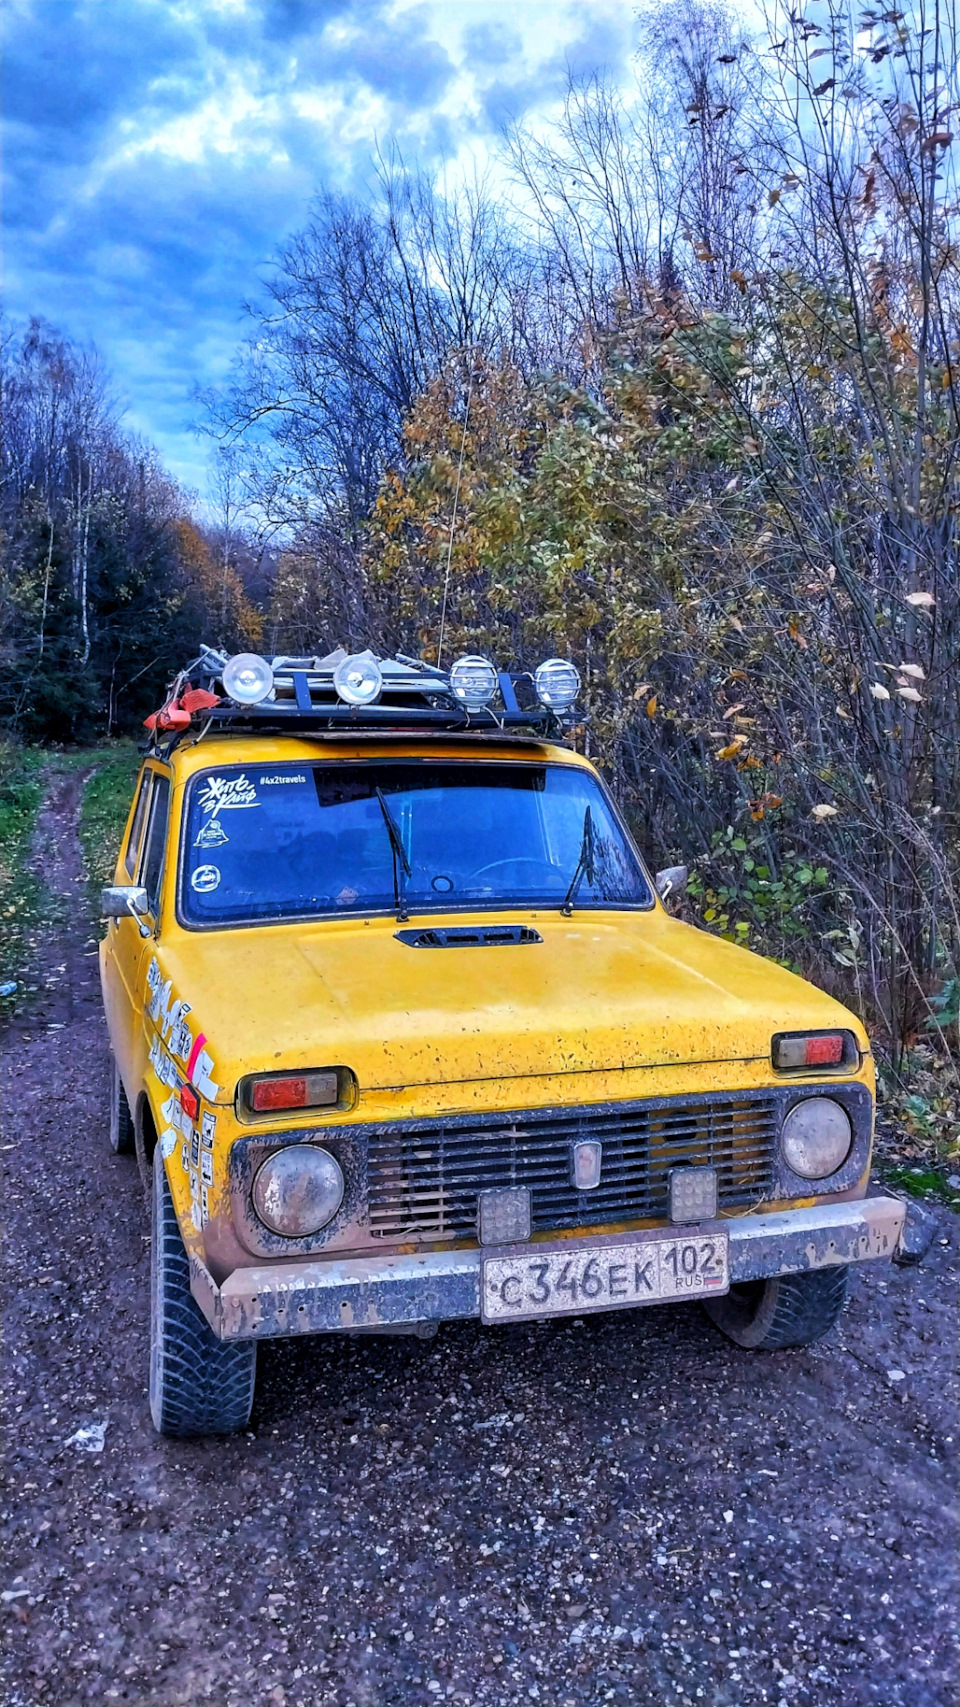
[334,652,383,706]
[534,658,581,711]
[449,655,498,712]
[252,1146,344,1238]
[222,653,274,706]
[780,1097,852,1179]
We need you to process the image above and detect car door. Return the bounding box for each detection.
[133,770,172,1034]
[101,766,170,1103]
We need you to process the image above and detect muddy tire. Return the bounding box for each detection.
[109,1057,136,1155]
[135,1100,158,1198]
[702,1266,849,1350]
[150,1159,256,1437]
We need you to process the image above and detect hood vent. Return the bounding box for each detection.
[395,925,543,949]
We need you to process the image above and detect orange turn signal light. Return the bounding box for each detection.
[179,1084,200,1121]
[248,1070,340,1114]
[772,1031,851,1070]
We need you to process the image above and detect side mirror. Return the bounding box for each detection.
[655,865,688,903]
[101,885,152,937]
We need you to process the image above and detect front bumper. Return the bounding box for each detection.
[190,1195,905,1342]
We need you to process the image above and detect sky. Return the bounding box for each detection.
[2,0,641,498]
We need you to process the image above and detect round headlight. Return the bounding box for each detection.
[449,655,498,711]
[534,658,581,711]
[222,653,275,706]
[780,1097,852,1179]
[252,1146,344,1237]
[334,652,383,706]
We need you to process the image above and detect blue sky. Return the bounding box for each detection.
[2,0,640,497]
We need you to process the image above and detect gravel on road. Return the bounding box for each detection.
[1,772,957,1707]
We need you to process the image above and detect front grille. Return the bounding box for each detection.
[366,1093,779,1241]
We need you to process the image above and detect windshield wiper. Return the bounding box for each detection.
[561,805,596,916]
[376,787,411,922]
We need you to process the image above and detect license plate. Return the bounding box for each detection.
[481,1229,729,1323]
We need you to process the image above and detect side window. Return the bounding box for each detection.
[124,772,152,878]
[141,775,171,916]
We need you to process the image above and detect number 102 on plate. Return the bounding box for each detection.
[481,1232,729,1323]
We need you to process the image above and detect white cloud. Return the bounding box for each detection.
[4,0,639,492]
[116,78,282,166]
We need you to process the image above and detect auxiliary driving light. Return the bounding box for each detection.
[449,655,498,711]
[252,1145,344,1238]
[669,1165,718,1224]
[477,1186,531,1246]
[780,1097,852,1179]
[222,653,275,706]
[334,651,383,706]
[534,658,581,711]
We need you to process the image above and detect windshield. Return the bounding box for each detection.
[179,760,652,927]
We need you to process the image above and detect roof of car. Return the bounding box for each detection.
[160,732,593,784]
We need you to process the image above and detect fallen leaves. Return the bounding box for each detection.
[905,590,935,608]
[870,682,891,700]
[811,803,839,819]
[717,737,746,760]
[750,791,783,820]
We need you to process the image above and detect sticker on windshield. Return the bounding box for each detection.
[194,819,229,849]
[260,773,306,786]
[191,865,221,894]
[197,773,259,817]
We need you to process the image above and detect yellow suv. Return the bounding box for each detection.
[100,647,905,1437]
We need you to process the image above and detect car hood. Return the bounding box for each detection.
[154,910,866,1103]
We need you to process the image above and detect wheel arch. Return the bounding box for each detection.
[135,1088,159,1186]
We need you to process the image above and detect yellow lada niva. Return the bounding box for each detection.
[99,646,905,1437]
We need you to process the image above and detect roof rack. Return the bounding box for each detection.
[144,646,581,753]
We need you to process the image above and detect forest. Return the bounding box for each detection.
[2,0,958,1070]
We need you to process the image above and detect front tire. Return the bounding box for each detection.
[109,1057,135,1155]
[703,1265,849,1349]
[150,1160,256,1437]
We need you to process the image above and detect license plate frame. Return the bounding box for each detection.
[480,1226,729,1324]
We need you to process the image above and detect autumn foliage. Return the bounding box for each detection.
[210,0,960,1056]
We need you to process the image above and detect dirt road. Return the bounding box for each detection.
[1,775,957,1707]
